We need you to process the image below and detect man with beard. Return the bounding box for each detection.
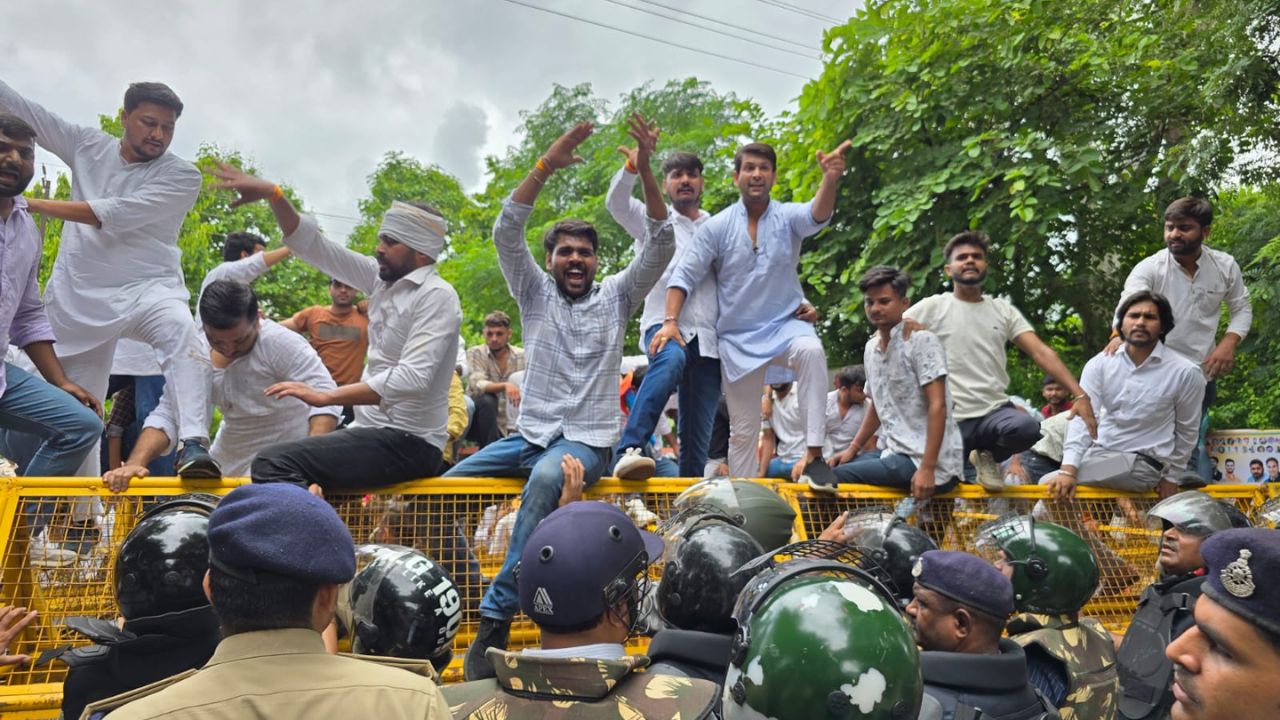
[1041,291,1204,500]
[464,310,525,448]
[0,112,101,565]
[447,116,674,680]
[1111,197,1251,484]
[282,278,370,426]
[904,231,1095,491]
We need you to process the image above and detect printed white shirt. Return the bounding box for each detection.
[823,390,867,458]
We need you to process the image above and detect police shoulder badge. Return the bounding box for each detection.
[1220,548,1255,599]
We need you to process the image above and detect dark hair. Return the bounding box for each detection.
[1269,457,1278,465]
[733,143,776,172]
[207,565,320,636]
[1164,197,1213,228]
[329,277,351,288]
[123,82,185,118]
[222,231,266,262]
[1115,290,1175,342]
[484,310,512,328]
[835,365,866,388]
[1251,459,1264,469]
[542,219,599,255]
[200,280,258,330]
[859,265,911,298]
[1041,375,1062,387]
[661,152,704,177]
[0,112,36,142]
[944,230,990,261]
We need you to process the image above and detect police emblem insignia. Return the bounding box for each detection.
[912,559,923,578]
[1221,548,1255,598]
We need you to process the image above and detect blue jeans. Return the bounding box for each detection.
[833,451,961,493]
[444,434,611,620]
[766,457,797,479]
[616,325,721,477]
[0,363,103,535]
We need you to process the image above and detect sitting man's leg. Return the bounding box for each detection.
[765,457,795,479]
[250,427,443,491]
[960,402,1042,491]
[465,392,502,448]
[448,435,609,680]
[834,452,960,494]
[615,324,687,480]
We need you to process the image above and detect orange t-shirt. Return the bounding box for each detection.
[288,304,370,386]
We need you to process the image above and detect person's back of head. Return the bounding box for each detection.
[655,512,763,634]
[976,516,1099,616]
[116,494,221,620]
[222,231,266,262]
[346,544,462,672]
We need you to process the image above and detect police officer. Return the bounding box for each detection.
[84,483,451,720]
[646,510,763,682]
[1165,528,1280,720]
[906,550,1059,720]
[673,478,797,552]
[1116,490,1245,720]
[978,516,1119,719]
[721,545,937,720]
[59,495,222,720]
[442,501,719,719]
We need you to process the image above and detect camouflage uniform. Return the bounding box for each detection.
[1008,612,1118,720]
[442,648,719,719]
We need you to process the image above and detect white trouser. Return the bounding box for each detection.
[723,335,828,478]
[58,298,212,476]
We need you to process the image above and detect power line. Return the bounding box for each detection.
[637,0,817,51]
[752,0,844,24]
[600,0,820,60]
[497,0,811,79]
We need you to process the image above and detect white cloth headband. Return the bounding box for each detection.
[379,201,448,260]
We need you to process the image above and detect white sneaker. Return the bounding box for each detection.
[29,534,77,568]
[969,449,1005,492]
[613,448,656,481]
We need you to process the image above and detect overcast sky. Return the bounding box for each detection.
[4,0,855,239]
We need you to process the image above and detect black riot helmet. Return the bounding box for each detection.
[655,508,764,634]
[841,511,938,604]
[115,493,220,620]
[348,544,463,672]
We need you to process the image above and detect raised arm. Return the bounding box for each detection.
[607,114,673,309]
[604,161,648,241]
[0,78,90,163]
[810,140,852,224]
[1012,331,1096,438]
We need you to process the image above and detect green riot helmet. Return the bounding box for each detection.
[842,511,938,604]
[723,544,922,720]
[673,478,796,553]
[654,506,764,634]
[1145,490,1238,539]
[975,516,1098,615]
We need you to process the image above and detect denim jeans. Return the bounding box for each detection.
[125,375,176,476]
[0,363,103,535]
[617,325,721,477]
[833,451,961,493]
[444,434,611,620]
[766,457,797,479]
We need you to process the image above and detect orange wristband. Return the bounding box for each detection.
[535,157,550,174]
[270,184,284,201]
[625,159,638,174]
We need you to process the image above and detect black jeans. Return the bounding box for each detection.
[250,426,443,490]
[958,402,1042,462]
[465,392,503,448]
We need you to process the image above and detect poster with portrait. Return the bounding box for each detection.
[1206,429,1280,483]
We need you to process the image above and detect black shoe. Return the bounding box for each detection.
[464,616,511,681]
[177,442,222,480]
[803,458,839,494]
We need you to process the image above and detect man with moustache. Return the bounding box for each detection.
[464,310,525,448]
[0,112,102,565]
[446,117,674,680]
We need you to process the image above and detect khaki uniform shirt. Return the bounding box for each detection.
[82,628,451,720]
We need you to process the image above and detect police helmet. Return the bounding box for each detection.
[673,478,796,553]
[655,507,764,634]
[976,516,1098,615]
[723,544,923,720]
[1146,490,1243,539]
[115,493,220,620]
[842,511,938,604]
[349,544,463,672]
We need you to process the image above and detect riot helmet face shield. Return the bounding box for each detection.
[1145,491,1236,540]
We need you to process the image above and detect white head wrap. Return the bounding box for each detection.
[379,201,448,260]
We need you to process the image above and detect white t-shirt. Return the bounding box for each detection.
[905,293,1033,420]
[822,390,867,458]
[763,386,806,464]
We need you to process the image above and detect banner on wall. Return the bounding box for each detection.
[1206,430,1280,483]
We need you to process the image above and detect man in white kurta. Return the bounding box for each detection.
[103,282,339,486]
[0,78,215,476]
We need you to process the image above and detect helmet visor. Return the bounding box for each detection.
[1146,492,1234,539]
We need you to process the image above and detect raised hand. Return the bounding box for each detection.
[626,113,661,168]
[816,140,853,181]
[542,122,594,172]
[211,162,278,208]
[615,144,640,171]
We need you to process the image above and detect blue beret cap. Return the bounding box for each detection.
[1202,528,1280,638]
[518,501,663,628]
[913,549,1014,618]
[208,484,355,584]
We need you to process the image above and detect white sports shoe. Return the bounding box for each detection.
[969,449,1005,492]
[28,533,77,568]
[613,448,656,481]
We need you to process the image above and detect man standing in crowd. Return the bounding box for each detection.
[85,483,452,719]
[101,281,339,485]
[282,278,369,387]
[605,148,716,480]
[213,164,460,491]
[446,116,673,680]
[464,310,525,448]
[0,77,216,477]
[1114,197,1252,483]
[905,231,1095,490]
[656,139,855,491]
[1042,291,1204,500]
[1165,528,1280,720]
[0,112,102,567]
[442,501,718,718]
[907,550,1057,719]
[830,266,964,502]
